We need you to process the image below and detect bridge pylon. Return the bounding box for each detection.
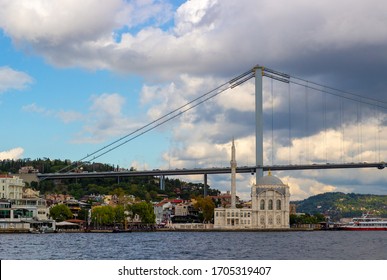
[254,66,264,183]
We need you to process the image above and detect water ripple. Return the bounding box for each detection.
[1,231,386,260]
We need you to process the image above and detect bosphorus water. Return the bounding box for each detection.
[1,231,386,260]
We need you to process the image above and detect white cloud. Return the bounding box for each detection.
[0,0,123,45]
[22,103,83,123]
[286,176,338,201]
[2,0,386,80]
[72,93,143,143]
[0,66,33,93]
[22,103,51,115]
[129,160,150,171]
[116,0,173,30]
[57,110,84,124]
[23,93,144,144]
[173,0,218,36]
[0,147,24,160]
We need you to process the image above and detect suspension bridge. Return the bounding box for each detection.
[37,65,387,193]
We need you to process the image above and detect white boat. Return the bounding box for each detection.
[338,214,387,231]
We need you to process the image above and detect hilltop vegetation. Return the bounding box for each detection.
[0,158,220,201]
[0,158,115,174]
[293,192,387,221]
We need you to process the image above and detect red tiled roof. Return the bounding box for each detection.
[65,219,85,224]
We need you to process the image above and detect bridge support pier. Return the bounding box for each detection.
[159,175,165,191]
[203,174,207,197]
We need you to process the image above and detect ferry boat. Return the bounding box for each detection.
[338,214,387,231]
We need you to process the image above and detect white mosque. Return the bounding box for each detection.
[214,140,290,229]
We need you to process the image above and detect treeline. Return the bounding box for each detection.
[293,192,387,220]
[1,158,220,201]
[0,158,115,174]
[38,177,219,202]
[50,202,155,225]
[290,213,326,225]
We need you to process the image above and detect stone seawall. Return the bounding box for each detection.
[0,229,30,234]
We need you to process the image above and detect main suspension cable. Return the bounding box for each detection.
[58,69,255,173]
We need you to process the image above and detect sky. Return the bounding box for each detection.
[0,0,387,201]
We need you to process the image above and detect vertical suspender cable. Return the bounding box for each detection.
[324,89,327,163]
[356,102,361,161]
[374,105,378,162]
[288,82,291,165]
[360,103,363,162]
[378,105,381,162]
[340,98,344,163]
[271,78,274,165]
[305,83,309,163]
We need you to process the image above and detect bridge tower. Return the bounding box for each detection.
[254,66,264,183]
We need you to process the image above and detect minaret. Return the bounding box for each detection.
[230,138,237,208]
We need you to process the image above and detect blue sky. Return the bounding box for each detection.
[1,0,387,200]
[0,31,167,166]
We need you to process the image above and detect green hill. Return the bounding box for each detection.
[292,192,387,221]
[1,158,221,201]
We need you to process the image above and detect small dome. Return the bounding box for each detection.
[256,174,284,185]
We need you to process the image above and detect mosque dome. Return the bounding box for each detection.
[256,174,284,185]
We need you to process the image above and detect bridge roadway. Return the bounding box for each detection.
[37,162,386,180]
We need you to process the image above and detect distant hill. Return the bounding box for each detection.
[292,192,387,221]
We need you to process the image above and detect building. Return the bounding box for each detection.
[214,140,290,229]
[0,175,55,231]
[154,200,173,225]
[0,175,24,199]
[18,166,39,174]
[250,173,290,228]
[174,203,189,216]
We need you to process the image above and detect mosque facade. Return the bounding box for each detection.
[214,140,290,229]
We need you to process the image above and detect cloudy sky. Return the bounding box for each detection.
[1,0,386,200]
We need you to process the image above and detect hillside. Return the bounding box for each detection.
[1,158,221,201]
[292,192,387,221]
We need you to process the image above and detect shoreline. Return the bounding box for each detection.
[0,227,318,234]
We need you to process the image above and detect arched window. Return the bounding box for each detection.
[260,199,265,210]
[268,199,273,210]
[276,199,281,210]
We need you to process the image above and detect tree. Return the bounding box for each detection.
[90,205,127,227]
[290,213,326,225]
[127,201,155,224]
[91,205,115,227]
[110,187,128,204]
[49,204,73,222]
[114,205,126,225]
[194,196,215,223]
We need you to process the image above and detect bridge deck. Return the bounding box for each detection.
[37,162,385,180]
